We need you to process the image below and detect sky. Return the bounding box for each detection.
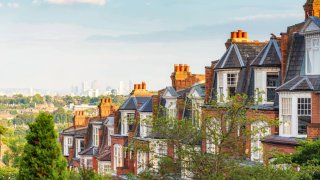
[0,0,307,91]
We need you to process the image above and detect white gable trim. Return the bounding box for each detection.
[301,19,320,34]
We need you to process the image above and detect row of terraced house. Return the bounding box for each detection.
[60,0,320,178]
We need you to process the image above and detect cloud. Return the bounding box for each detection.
[47,0,106,5]
[7,2,20,8]
[230,13,302,22]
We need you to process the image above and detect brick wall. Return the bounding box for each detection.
[263,143,297,164]
[93,156,98,172]
[205,66,214,103]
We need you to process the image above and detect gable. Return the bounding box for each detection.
[305,22,320,32]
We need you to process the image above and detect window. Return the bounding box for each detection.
[93,126,99,147]
[266,73,279,102]
[251,122,270,162]
[306,38,320,75]
[218,73,224,102]
[76,139,84,158]
[137,151,147,174]
[113,144,123,171]
[121,113,134,135]
[192,102,203,127]
[108,128,114,146]
[167,109,176,118]
[63,136,73,156]
[282,98,292,135]
[87,159,93,169]
[298,98,311,135]
[227,73,237,97]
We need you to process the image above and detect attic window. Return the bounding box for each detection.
[266,73,279,102]
[306,37,320,75]
[227,73,237,97]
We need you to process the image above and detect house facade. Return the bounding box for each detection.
[262,0,320,160]
[60,98,118,175]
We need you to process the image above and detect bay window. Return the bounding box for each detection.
[217,71,239,102]
[297,98,311,135]
[281,98,292,135]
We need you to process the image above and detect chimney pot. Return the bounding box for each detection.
[174,64,178,72]
[179,64,183,71]
[134,84,138,90]
[242,32,248,39]
[142,82,146,90]
[237,30,243,38]
[138,84,141,90]
[231,32,237,39]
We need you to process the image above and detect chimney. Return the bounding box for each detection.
[134,84,138,90]
[142,82,146,90]
[73,110,88,128]
[231,32,237,39]
[138,84,141,90]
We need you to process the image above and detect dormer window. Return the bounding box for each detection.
[93,126,100,147]
[227,73,238,97]
[306,37,320,75]
[217,71,239,102]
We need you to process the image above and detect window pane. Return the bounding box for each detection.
[298,116,311,135]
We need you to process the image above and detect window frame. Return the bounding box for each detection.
[306,37,320,75]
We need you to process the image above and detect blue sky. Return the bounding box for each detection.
[0,0,307,91]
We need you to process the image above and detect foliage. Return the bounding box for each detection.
[67,168,111,180]
[53,107,73,123]
[273,139,320,179]
[18,112,67,180]
[12,113,36,125]
[0,166,18,179]
[137,94,278,179]
[227,165,300,180]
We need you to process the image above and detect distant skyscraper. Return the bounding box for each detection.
[91,80,100,90]
[119,81,126,95]
[81,81,89,95]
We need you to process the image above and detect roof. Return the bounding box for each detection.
[277,75,320,92]
[78,146,98,156]
[261,135,302,146]
[250,38,281,67]
[120,96,151,110]
[215,42,266,69]
[138,97,153,112]
[61,127,87,136]
[284,33,305,82]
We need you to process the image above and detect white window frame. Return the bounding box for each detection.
[254,68,280,104]
[306,36,320,75]
[251,121,270,162]
[140,112,152,138]
[76,138,84,158]
[113,144,123,172]
[297,98,312,135]
[279,92,312,138]
[107,127,114,146]
[63,136,73,156]
[93,126,100,147]
[120,111,135,136]
[216,70,239,102]
[137,150,147,174]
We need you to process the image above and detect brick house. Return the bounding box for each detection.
[128,65,205,177]
[60,98,118,174]
[202,29,281,162]
[110,82,154,177]
[262,0,320,160]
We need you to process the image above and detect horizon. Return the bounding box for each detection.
[0,0,306,92]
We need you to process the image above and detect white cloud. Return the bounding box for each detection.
[7,2,20,8]
[230,13,302,22]
[47,0,106,6]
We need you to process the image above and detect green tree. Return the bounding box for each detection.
[139,94,277,179]
[32,94,44,104]
[18,112,67,180]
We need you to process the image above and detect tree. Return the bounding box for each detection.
[139,94,277,179]
[18,112,67,180]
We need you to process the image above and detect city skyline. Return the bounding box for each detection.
[0,0,306,91]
